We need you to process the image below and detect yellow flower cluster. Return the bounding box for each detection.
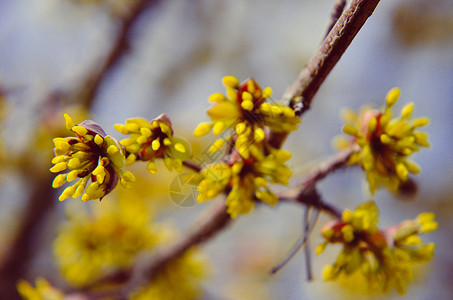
[193,76,298,218]
[197,148,292,218]
[17,278,64,300]
[337,88,430,193]
[50,114,135,202]
[317,201,437,294]
[194,76,300,159]
[53,199,163,286]
[52,197,208,298]
[115,113,191,173]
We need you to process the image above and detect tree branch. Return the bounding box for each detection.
[0,173,55,300]
[324,0,347,38]
[268,0,381,148]
[121,198,230,295]
[278,145,359,218]
[182,160,202,173]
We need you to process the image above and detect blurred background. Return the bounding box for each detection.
[0,0,452,299]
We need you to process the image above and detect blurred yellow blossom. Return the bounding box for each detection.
[115,113,191,173]
[336,88,430,193]
[317,201,437,294]
[194,76,300,159]
[50,114,135,202]
[53,196,208,297]
[17,278,64,300]
[53,195,163,286]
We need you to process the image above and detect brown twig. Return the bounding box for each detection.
[0,173,55,299]
[182,160,203,173]
[268,0,381,148]
[324,0,347,39]
[121,198,230,296]
[278,145,359,217]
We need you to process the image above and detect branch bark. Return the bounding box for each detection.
[324,0,347,38]
[0,173,55,300]
[269,0,381,148]
[278,145,359,218]
[121,198,230,296]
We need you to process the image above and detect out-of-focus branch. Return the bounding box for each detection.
[0,2,161,299]
[75,0,160,108]
[0,173,55,300]
[268,0,380,148]
[121,199,230,296]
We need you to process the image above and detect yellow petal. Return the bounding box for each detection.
[59,186,76,201]
[241,100,254,111]
[174,143,186,153]
[152,139,161,151]
[386,88,401,107]
[209,92,226,102]
[50,162,67,173]
[72,126,88,136]
[222,75,239,88]
[114,123,129,134]
[213,122,225,135]
[193,122,212,137]
[64,114,74,130]
[94,134,104,145]
[262,87,272,98]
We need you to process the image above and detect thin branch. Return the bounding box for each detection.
[324,0,347,38]
[271,207,319,274]
[296,145,358,191]
[270,146,359,274]
[182,160,202,173]
[288,0,380,115]
[303,206,314,281]
[268,0,381,148]
[0,173,55,299]
[278,146,358,218]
